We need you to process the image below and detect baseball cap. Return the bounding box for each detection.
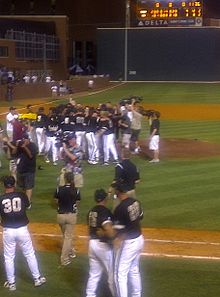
[111,181,129,193]
[2,176,16,188]
[94,189,107,202]
[67,132,76,141]
[9,106,16,111]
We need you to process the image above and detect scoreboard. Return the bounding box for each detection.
[136,0,203,27]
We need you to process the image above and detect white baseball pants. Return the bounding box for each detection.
[36,127,45,154]
[85,132,99,161]
[3,226,41,284]
[86,239,114,297]
[45,136,58,162]
[114,235,144,297]
[103,134,118,163]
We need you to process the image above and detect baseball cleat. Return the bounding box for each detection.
[89,160,98,165]
[69,248,76,259]
[4,281,16,291]
[34,276,46,287]
[149,159,160,163]
[61,259,72,266]
[27,202,32,210]
[45,157,50,163]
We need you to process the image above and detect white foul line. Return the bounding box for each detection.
[146,238,220,246]
[1,231,220,261]
[29,232,220,247]
[141,253,220,261]
[0,82,125,117]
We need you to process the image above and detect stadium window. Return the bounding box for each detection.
[0,46,9,57]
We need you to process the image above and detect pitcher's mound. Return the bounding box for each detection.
[140,138,220,159]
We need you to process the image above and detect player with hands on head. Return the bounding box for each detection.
[0,175,46,291]
[86,188,115,297]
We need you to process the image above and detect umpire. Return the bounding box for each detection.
[54,171,80,266]
[112,148,140,198]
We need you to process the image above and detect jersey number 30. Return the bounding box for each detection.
[2,198,22,213]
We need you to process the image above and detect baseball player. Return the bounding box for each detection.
[97,111,119,165]
[44,111,60,165]
[113,148,140,199]
[54,172,81,266]
[85,108,99,164]
[113,182,144,297]
[6,106,17,141]
[0,176,46,291]
[86,189,115,297]
[35,107,47,155]
[73,108,86,154]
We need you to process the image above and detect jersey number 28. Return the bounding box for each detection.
[128,201,140,221]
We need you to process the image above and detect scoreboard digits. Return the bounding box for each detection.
[136,0,203,27]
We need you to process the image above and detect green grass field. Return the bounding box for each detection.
[1,82,220,296]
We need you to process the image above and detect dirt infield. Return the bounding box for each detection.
[140,138,220,160]
[1,223,219,260]
[141,103,220,120]
[2,93,220,120]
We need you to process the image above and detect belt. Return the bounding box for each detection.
[90,238,108,243]
[58,211,76,214]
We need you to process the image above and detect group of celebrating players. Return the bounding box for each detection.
[5,98,143,168]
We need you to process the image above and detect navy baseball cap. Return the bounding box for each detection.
[2,176,16,188]
[112,181,129,193]
[94,189,107,202]
[67,132,76,141]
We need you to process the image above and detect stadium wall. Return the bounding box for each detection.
[0,76,110,101]
[97,27,220,81]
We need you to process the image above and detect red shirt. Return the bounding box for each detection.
[13,120,27,142]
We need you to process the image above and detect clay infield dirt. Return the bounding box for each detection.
[1,92,220,260]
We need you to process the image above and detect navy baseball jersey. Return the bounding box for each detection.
[85,115,98,133]
[113,197,143,239]
[0,191,30,228]
[87,205,113,241]
[55,185,81,213]
[74,113,86,131]
[35,113,47,128]
[115,159,140,191]
[150,118,160,135]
